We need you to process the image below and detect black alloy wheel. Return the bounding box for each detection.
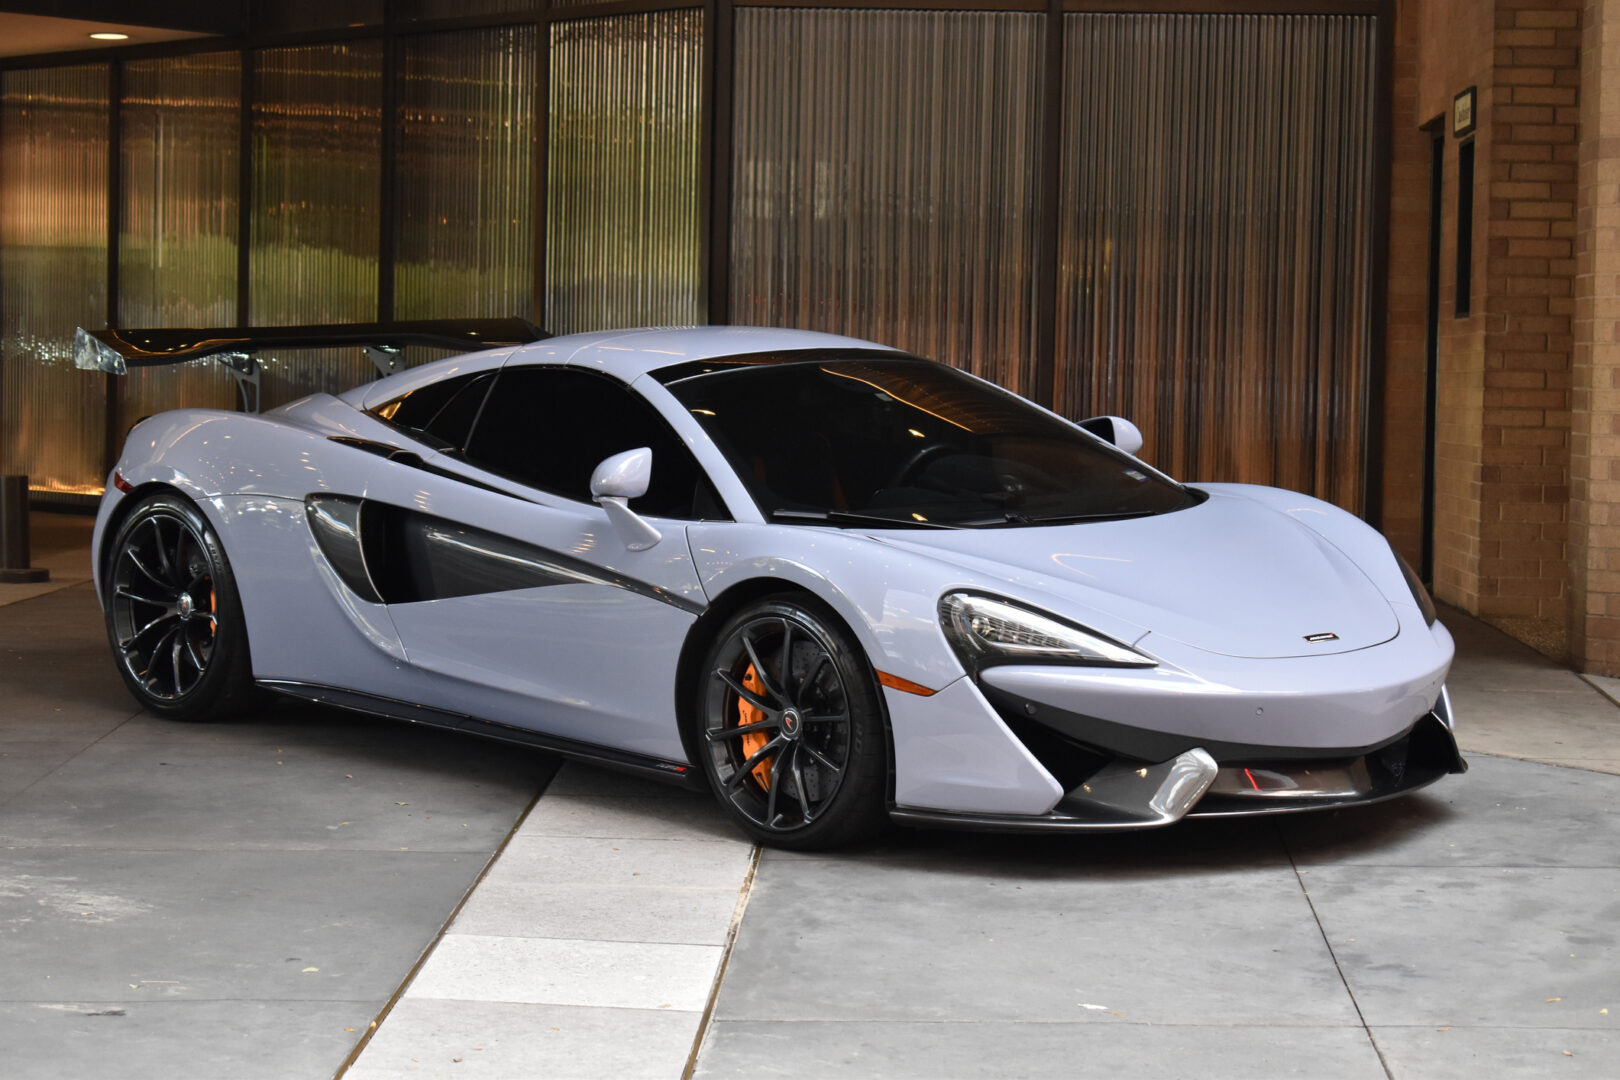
[699,597,887,848]
[105,493,258,720]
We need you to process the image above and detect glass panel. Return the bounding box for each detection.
[253,0,383,34]
[248,346,372,409]
[1057,13,1376,511]
[547,11,703,335]
[0,65,109,496]
[730,9,1044,393]
[251,42,384,408]
[398,0,537,20]
[466,368,706,516]
[664,357,1193,527]
[395,25,536,321]
[119,52,243,421]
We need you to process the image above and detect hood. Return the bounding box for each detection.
[876,490,1398,659]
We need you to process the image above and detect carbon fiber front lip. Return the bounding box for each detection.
[889,716,1465,833]
[888,767,1453,832]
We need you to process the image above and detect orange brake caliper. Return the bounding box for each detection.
[737,664,773,789]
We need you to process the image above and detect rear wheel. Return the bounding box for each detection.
[697,597,887,849]
[104,493,259,721]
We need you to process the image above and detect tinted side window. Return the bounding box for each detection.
[371,371,494,451]
[464,367,720,519]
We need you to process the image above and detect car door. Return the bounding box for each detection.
[361,364,719,764]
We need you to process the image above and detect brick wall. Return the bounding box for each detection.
[1475,0,1579,653]
[1413,0,1579,659]
[1570,0,1620,673]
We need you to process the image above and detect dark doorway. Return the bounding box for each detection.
[1422,120,1444,584]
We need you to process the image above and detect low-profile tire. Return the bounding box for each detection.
[695,595,888,849]
[104,492,260,721]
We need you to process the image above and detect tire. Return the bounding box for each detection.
[104,492,261,721]
[695,595,888,849]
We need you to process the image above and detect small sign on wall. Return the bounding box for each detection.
[1453,86,1477,139]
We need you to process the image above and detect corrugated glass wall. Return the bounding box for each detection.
[1058,13,1376,508]
[119,52,243,420]
[250,42,384,408]
[0,6,1384,510]
[730,8,1045,394]
[395,26,537,321]
[546,10,703,335]
[0,66,109,494]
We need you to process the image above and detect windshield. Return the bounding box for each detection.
[660,356,1198,528]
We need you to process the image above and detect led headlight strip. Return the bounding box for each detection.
[939,592,1155,672]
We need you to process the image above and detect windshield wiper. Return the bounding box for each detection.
[1017,509,1156,525]
[951,508,1158,526]
[770,509,958,530]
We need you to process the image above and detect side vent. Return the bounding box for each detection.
[304,495,383,604]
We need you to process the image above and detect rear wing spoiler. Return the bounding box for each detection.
[74,317,548,413]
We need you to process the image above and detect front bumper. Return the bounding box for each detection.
[885,611,1462,831]
[890,709,1464,833]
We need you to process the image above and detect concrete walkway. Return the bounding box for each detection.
[4,514,1618,1078]
[345,765,754,1079]
[1,522,552,1078]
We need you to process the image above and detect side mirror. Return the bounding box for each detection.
[590,448,662,551]
[1078,415,1144,456]
[590,447,652,500]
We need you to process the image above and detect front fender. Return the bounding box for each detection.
[687,523,968,692]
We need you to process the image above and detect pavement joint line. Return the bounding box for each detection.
[330,765,556,1080]
[697,1019,1382,1028]
[682,842,763,1080]
[1578,673,1620,709]
[1461,748,1620,775]
[1282,824,1396,1080]
[0,699,147,812]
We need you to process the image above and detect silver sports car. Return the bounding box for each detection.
[77,321,1462,848]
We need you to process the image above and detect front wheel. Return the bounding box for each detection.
[696,597,888,849]
[104,492,260,721]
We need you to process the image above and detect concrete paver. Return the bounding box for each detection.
[345,999,701,1080]
[449,835,753,945]
[0,848,489,1003]
[1281,754,1620,869]
[407,935,722,1012]
[1444,604,1620,775]
[0,741,82,800]
[345,762,755,1078]
[517,791,744,843]
[0,734,544,851]
[1,562,553,1079]
[0,1000,373,1080]
[1371,1026,1620,1079]
[694,1022,1390,1079]
[1307,865,1620,1028]
[708,839,1356,1026]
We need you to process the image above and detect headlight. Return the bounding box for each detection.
[1391,546,1437,626]
[939,592,1156,672]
